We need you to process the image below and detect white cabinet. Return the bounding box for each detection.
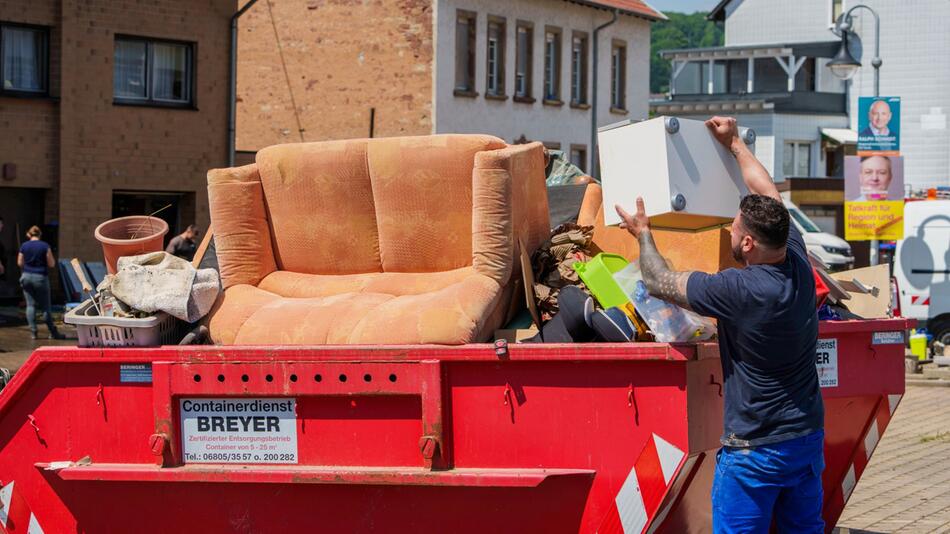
[599,116,755,230]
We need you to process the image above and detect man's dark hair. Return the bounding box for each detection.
[739,194,789,249]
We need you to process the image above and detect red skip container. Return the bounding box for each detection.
[0,318,911,533]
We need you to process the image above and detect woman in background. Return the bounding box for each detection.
[18,226,63,340]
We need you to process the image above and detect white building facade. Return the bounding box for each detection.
[714,0,950,191]
[433,0,661,173]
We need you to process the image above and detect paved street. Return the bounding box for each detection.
[0,307,76,372]
[837,386,950,533]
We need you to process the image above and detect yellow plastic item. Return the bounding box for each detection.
[573,255,651,339]
[910,330,928,361]
[572,253,631,310]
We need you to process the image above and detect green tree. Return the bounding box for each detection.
[650,12,724,94]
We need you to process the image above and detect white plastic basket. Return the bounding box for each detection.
[64,300,188,347]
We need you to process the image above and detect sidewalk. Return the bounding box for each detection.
[0,306,76,372]
[836,386,950,533]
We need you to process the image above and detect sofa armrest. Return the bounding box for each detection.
[577,183,604,227]
[472,142,550,285]
[207,163,278,289]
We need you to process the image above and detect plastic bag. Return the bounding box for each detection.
[613,263,716,343]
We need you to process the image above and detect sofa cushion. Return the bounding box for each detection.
[258,267,476,298]
[368,135,506,273]
[208,271,504,345]
[256,140,382,275]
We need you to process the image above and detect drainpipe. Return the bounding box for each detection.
[591,8,618,179]
[229,0,261,167]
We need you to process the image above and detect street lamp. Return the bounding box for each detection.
[831,4,885,266]
[828,31,861,80]
[831,4,882,93]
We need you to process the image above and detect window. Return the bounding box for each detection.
[114,36,194,106]
[570,145,587,173]
[726,59,748,94]
[112,190,196,243]
[454,11,476,94]
[674,62,702,94]
[1,23,48,94]
[788,207,823,233]
[794,57,816,92]
[515,22,533,100]
[783,141,812,177]
[753,57,787,92]
[832,0,845,24]
[486,17,506,97]
[610,41,626,110]
[570,33,588,105]
[799,205,837,234]
[544,27,561,101]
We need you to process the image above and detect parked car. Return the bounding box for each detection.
[894,199,950,347]
[782,199,854,271]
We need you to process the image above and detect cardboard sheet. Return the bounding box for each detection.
[831,264,891,319]
[519,237,542,329]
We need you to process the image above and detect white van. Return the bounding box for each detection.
[782,199,854,271]
[894,200,950,346]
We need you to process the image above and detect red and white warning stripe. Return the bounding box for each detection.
[910,296,931,306]
[838,393,902,507]
[0,480,44,534]
[598,433,687,534]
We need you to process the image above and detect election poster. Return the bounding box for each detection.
[845,201,904,241]
[844,155,904,202]
[844,154,904,240]
[857,96,900,155]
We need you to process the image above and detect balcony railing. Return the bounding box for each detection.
[657,91,846,115]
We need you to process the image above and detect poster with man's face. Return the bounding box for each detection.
[857,96,900,154]
[845,155,904,201]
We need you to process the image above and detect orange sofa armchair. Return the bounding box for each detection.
[206,135,550,345]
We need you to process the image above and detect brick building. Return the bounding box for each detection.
[0,0,233,298]
[236,0,664,173]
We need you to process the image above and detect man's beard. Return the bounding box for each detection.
[732,242,744,263]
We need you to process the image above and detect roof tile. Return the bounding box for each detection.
[580,0,667,20]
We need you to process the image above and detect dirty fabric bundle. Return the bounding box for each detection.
[531,223,595,321]
[110,252,221,322]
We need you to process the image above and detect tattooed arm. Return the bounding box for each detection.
[636,229,694,310]
[616,198,695,310]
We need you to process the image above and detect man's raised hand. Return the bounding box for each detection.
[615,197,651,239]
[705,116,739,151]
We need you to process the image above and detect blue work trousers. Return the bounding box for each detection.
[712,430,825,533]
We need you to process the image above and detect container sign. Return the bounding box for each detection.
[180,398,297,464]
[119,364,152,383]
[816,338,838,388]
[872,331,905,345]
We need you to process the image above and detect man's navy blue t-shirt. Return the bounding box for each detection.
[687,225,823,447]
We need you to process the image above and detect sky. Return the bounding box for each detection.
[648,0,720,14]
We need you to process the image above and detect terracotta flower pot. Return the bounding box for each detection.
[94,216,169,274]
